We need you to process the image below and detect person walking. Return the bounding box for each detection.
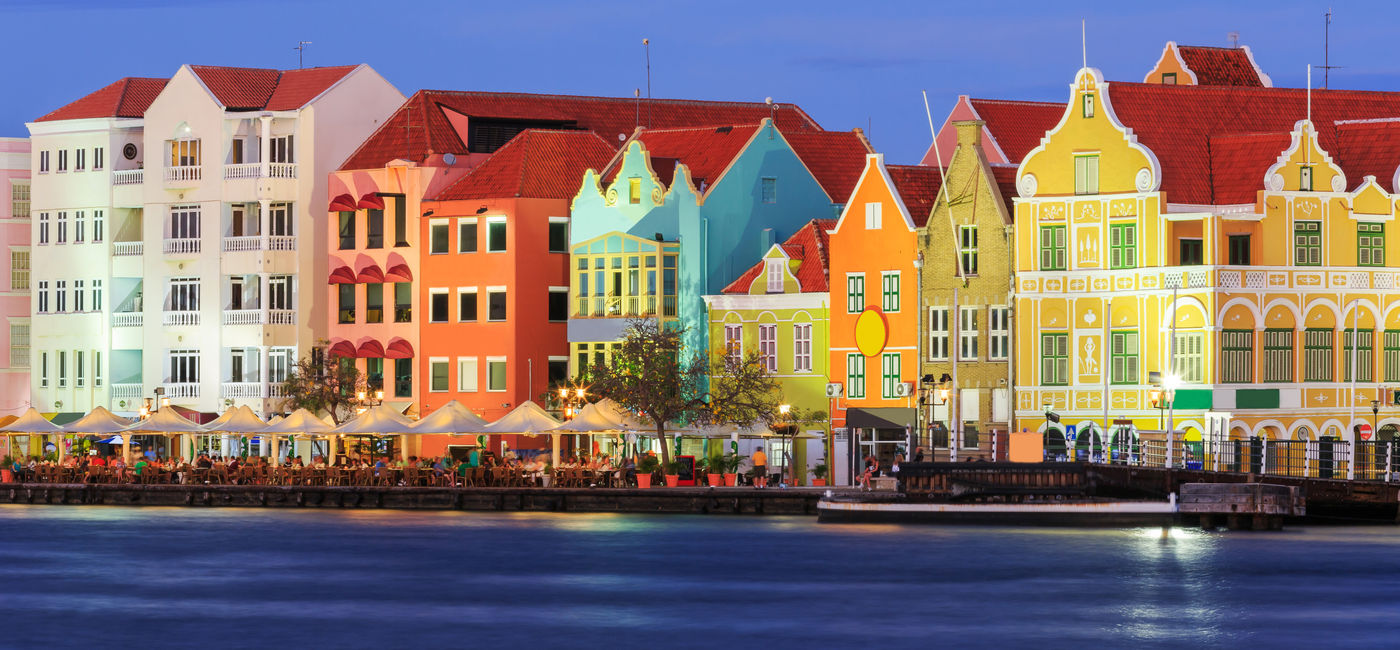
[751,446,768,488]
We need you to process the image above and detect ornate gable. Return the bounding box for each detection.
[1264,120,1346,193]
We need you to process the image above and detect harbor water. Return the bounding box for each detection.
[1,506,1397,648]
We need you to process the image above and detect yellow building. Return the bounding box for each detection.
[1012,64,1400,474]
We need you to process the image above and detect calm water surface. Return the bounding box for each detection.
[1,506,1397,649]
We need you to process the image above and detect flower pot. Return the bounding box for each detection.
[723,473,737,486]
[706,473,724,487]
[0,469,11,483]
[636,474,652,489]
[664,474,680,488]
[811,478,826,487]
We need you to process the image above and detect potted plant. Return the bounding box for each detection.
[664,459,686,488]
[721,453,745,487]
[636,455,659,489]
[811,462,828,487]
[702,456,724,487]
[0,455,13,483]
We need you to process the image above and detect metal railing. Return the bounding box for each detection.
[1071,436,1399,482]
[111,169,144,185]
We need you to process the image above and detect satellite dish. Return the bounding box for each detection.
[618,133,626,142]
[443,153,456,166]
[765,96,773,105]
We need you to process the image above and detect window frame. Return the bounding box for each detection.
[486,357,508,392]
[1110,330,1140,385]
[428,287,449,323]
[793,323,812,373]
[1294,220,1322,266]
[1358,222,1384,267]
[1262,329,1294,383]
[958,306,979,361]
[485,217,507,253]
[880,352,901,399]
[1109,222,1136,269]
[457,287,478,322]
[846,273,865,314]
[1074,154,1100,195]
[958,225,978,276]
[1303,328,1333,382]
[1039,225,1067,270]
[880,271,900,313]
[928,307,949,361]
[846,353,866,399]
[1220,329,1254,384]
[428,357,450,393]
[1041,333,1069,386]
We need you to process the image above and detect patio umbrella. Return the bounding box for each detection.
[332,405,416,462]
[411,400,488,434]
[484,401,561,465]
[0,408,65,461]
[64,407,135,462]
[123,406,208,462]
[262,409,335,463]
[205,406,271,459]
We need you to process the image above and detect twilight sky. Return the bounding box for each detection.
[4,0,1397,164]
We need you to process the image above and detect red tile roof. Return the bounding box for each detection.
[608,124,760,190]
[191,65,356,110]
[339,90,821,171]
[1333,119,1400,191]
[34,77,168,122]
[723,219,835,294]
[430,130,615,201]
[1177,46,1267,87]
[266,66,360,110]
[990,164,1020,214]
[966,99,1063,164]
[783,130,875,202]
[1206,132,1291,205]
[886,165,944,227]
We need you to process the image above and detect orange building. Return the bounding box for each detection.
[827,154,941,484]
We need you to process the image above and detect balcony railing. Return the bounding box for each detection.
[223,309,262,325]
[112,312,143,328]
[164,166,201,183]
[270,309,295,325]
[111,383,143,400]
[163,382,200,399]
[112,241,144,257]
[222,236,262,252]
[163,311,199,327]
[111,169,144,185]
[220,381,290,400]
[268,163,297,179]
[163,237,200,255]
[269,236,296,251]
[223,163,260,180]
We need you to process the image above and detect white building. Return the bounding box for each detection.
[27,64,403,418]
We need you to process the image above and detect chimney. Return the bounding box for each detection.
[851,127,874,153]
[953,120,985,148]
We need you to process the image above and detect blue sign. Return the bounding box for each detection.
[1065,425,1078,443]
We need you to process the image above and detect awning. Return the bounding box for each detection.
[328,266,356,284]
[358,193,385,210]
[385,337,414,359]
[328,193,358,212]
[327,339,356,358]
[847,407,917,430]
[356,339,386,359]
[355,263,385,283]
[385,262,412,282]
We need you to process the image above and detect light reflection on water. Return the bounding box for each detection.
[1,506,1397,649]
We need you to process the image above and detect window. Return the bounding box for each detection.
[793,323,812,372]
[1082,93,1095,118]
[267,276,290,311]
[93,147,104,171]
[394,358,412,397]
[758,324,776,372]
[38,213,48,244]
[1344,329,1374,382]
[269,135,294,163]
[58,350,67,387]
[928,307,949,360]
[761,177,777,204]
[1386,330,1400,382]
[1041,333,1069,385]
[548,357,568,386]
[1228,234,1250,265]
[57,150,68,172]
[337,284,355,323]
[169,139,200,167]
[39,351,47,387]
[487,358,508,391]
[1295,221,1321,265]
[959,226,978,275]
[1179,239,1203,266]
[846,353,866,399]
[92,279,103,311]
[57,211,67,243]
[1303,329,1332,381]
[394,283,412,322]
[766,259,784,292]
[864,202,881,229]
[168,349,200,385]
[1162,72,1177,85]
[55,280,66,312]
[39,151,49,173]
[429,288,449,323]
[1074,155,1099,195]
[429,219,449,254]
[458,288,478,322]
[338,212,355,249]
[628,178,642,204]
[391,196,408,247]
[548,288,568,321]
[10,249,28,290]
[92,210,104,242]
[75,148,85,171]
[37,281,47,313]
[429,358,449,392]
[880,352,901,399]
[1263,329,1294,382]
[1173,332,1205,383]
[458,357,479,392]
[458,218,477,253]
[94,350,102,387]
[958,307,979,361]
[75,211,85,243]
[74,280,84,312]
[1039,225,1067,270]
[989,307,1010,361]
[1110,330,1139,384]
[365,284,384,323]
[10,182,29,219]
[1358,223,1384,267]
[846,274,864,313]
[75,350,85,387]
[1109,223,1136,269]
[365,209,384,248]
[1300,166,1313,192]
[9,322,28,368]
[488,289,507,321]
[230,139,244,165]
[724,324,743,363]
[548,218,568,253]
[486,218,507,252]
[169,205,200,240]
[881,272,900,312]
[1219,330,1253,383]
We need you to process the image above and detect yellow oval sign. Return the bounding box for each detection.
[854,308,888,357]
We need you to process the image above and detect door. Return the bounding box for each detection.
[1318,436,1336,479]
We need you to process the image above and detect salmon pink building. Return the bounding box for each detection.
[0,137,30,418]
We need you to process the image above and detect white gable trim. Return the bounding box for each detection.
[1144,42,1199,85]
[829,154,917,235]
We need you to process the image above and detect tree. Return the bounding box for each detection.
[586,319,782,466]
[278,348,366,425]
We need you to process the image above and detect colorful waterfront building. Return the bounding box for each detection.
[567,120,870,374]
[702,219,833,482]
[1011,60,1400,468]
[827,154,941,484]
[0,138,31,418]
[916,121,1019,460]
[1142,41,1272,87]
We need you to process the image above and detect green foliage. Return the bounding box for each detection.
[637,455,661,474]
[812,462,829,479]
[718,452,746,474]
[278,343,366,424]
[665,458,688,475]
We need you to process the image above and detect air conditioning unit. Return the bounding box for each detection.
[894,382,915,397]
[825,383,843,398]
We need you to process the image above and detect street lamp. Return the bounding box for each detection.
[1162,373,1181,467]
[1372,398,1381,442]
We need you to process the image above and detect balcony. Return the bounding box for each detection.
[164,166,201,184]
[224,163,260,180]
[222,236,261,252]
[163,311,199,327]
[163,382,200,399]
[111,383,143,400]
[269,236,295,251]
[112,241,144,257]
[111,169,143,185]
[163,237,200,255]
[220,381,290,400]
[269,163,297,179]
[222,309,297,326]
[112,312,143,328]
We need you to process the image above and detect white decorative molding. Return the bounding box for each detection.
[1018,173,1037,198]
[1135,168,1153,192]
[1267,173,1285,191]
[1331,175,1347,193]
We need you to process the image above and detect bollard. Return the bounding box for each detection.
[1261,441,1269,476]
[1387,442,1394,483]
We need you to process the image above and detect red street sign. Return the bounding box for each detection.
[1359,423,1374,441]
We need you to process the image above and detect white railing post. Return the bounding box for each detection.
[1347,440,1355,481]
[1304,441,1311,478]
[1387,442,1394,482]
[1261,440,1269,475]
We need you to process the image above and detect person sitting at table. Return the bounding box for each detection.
[311,455,326,470]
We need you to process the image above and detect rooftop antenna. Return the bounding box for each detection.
[765,96,778,135]
[295,41,312,69]
[1228,31,1240,48]
[634,88,641,130]
[642,38,652,128]
[923,90,964,283]
[1319,8,1341,88]
[1081,19,1087,69]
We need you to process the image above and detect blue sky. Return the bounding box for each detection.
[4,0,1397,163]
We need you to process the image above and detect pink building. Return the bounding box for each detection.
[0,137,30,418]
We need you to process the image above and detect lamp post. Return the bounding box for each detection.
[937,373,953,461]
[1042,399,1055,460]
[777,403,791,487]
[1163,373,1180,468]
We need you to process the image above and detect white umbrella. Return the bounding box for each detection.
[482,401,560,435]
[203,405,267,433]
[0,408,65,462]
[411,400,488,434]
[333,405,416,462]
[123,406,208,462]
[262,408,336,464]
[65,406,136,462]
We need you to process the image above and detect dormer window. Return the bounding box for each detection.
[1300,166,1313,192]
[1162,72,1177,85]
[1082,94,1095,118]
[766,259,784,292]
